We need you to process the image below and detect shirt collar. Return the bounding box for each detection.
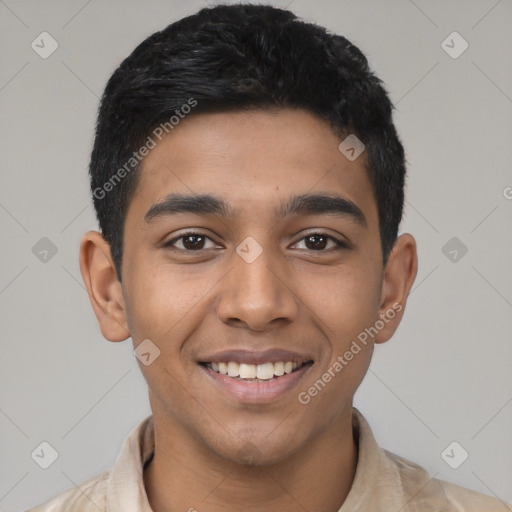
[106,415,155,511]
[342,408,452,511]
[105,408,452,511]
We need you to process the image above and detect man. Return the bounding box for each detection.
[28,3,511,511]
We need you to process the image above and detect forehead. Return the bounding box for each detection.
[127,108,377,225]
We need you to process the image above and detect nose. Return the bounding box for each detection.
[216,244,298,332]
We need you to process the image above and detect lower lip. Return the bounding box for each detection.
[200,363,313,403]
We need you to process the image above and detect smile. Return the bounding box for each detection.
[198,352,314,403]
[205,360,307,381]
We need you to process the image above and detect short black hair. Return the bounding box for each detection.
[89,3,406,281]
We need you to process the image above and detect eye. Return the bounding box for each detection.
[163,231,219,251]
[292,233,348,251]
[162,231,349,253]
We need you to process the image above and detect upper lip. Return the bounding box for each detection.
[198,349,313,366]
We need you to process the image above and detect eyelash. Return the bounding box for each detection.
[163,230,349,252]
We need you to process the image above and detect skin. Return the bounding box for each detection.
[80,108,417,512]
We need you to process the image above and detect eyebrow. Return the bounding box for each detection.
[144,192,366,226]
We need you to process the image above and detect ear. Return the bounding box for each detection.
[374,233,418,344]
[79,230,130,342]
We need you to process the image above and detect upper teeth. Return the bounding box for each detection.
[209,361,300,380]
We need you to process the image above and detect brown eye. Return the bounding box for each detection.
[164,232,217,251]
[304,234,328,250]
[181,234,206,250]
[293,233,347,251]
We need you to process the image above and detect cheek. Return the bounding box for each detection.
[296,265,378,415]
[301,261,381,398]
[304,262,382,338]
[123,260,217,345]
[123,268,210,395]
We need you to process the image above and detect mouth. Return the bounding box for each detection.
[200,360,312,382]
[198,349,314,403]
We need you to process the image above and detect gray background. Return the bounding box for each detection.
[1,0,511,510]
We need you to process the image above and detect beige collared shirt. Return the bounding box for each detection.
[27,408,511,511]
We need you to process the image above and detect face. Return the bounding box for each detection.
[83,108,416,465]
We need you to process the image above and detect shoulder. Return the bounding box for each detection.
[437,478,512,512]
[384,450,512,512]
[26,470,109,512]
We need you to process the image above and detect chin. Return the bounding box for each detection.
[209,430,303,467]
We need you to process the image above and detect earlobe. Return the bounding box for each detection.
[374,233,418,344]
[79,231,130,342]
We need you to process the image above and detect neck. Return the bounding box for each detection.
[143,407,358,512]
